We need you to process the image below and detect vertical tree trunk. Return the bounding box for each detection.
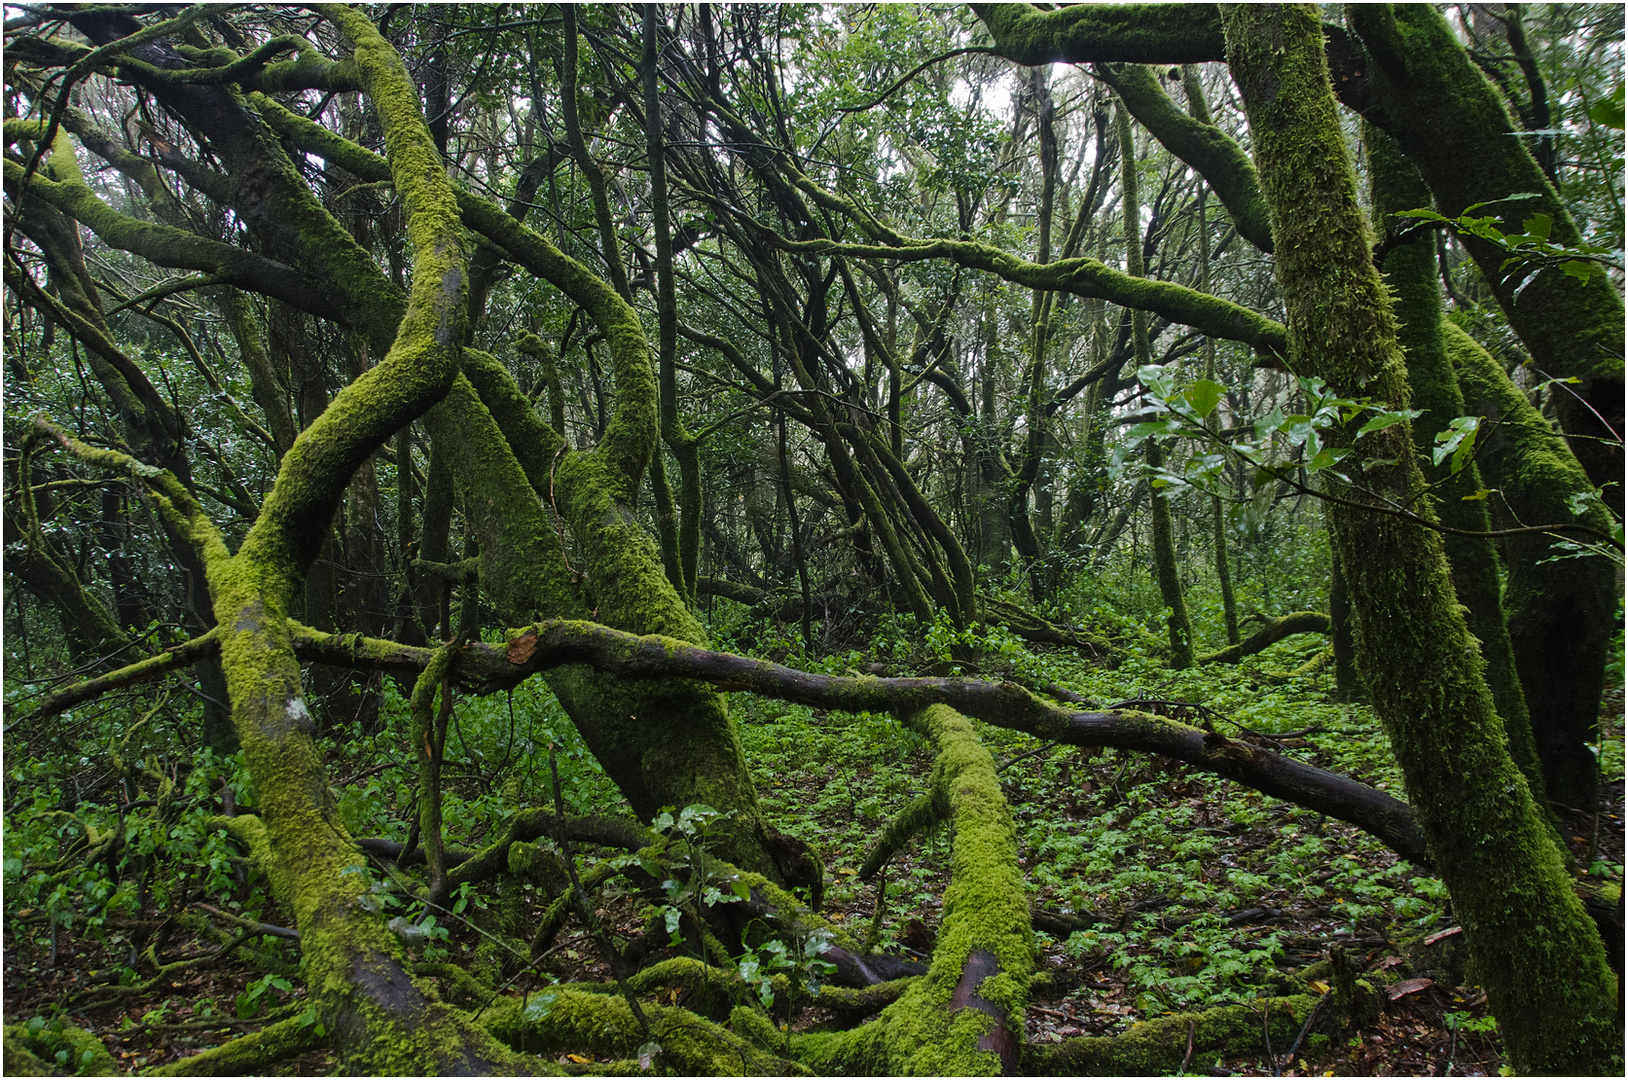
[1180,66,1241,648]
[1346,3,1624,517]
[1221,7,1618,1072]
[1366,122,1551,824]
[1115,97,1193,667]
[1443,321,1616,813]
[645,6,701,607]
[1327,553,1361,703]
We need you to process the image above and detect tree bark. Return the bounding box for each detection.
[1220,7,1618,1072]
[1444,322,1617,813]
[1345,4,1623,517]
[1366,123,1551,820]
[1198,611,1328,665]
[1116,99,1194,668]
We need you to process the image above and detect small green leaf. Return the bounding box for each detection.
[1521,213,1552,241]
[1560,259,1600,282]
[1182,379,1226,419]
[1129,419,1183,441]
[1357,409,1420,435]
[523,992,557,1022]
[1462,489,1493,501]
[1588,85,1625,130]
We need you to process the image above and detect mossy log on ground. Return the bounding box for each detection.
[980,597,1125,659]
[1199,611,1329,665]
[480,988,807,1075]
[1022,993,1321,1075]
[255,619,1429,866]
[745,705,1031,1076]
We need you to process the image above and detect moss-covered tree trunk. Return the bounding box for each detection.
[1221,6,1619,1073]
[1345,3,1624,517]
[1365,123,1551,821]
[251,80,811,885]
[1443,322,1617,814]
[83,7,538,1068]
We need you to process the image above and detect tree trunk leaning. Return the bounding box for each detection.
[1220,6,1619,1073]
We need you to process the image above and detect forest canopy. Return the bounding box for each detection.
[2,3,1623,1076]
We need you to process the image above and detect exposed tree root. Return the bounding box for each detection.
[479,989,808,1075]
[3,1023,115,1076]
[729,705,1032,1075]
[145,1015,324,1076]
[1199,611,1329,665]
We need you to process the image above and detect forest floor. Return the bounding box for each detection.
[3,634,1623,1076]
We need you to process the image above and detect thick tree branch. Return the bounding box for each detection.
[283,620,1429,867]
[1094,61,1273,252]
[972,4,1226,66]
[1200,611,1330,665]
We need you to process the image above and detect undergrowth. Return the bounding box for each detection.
[3,606,1621,1072]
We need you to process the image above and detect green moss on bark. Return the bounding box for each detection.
[1444,321,1617,812]
[1097,61,1272,252]
[482,989,801,1075]
[1348,4,1623,512]
[1026,993,1319,1074]
[782,706,1032,1075]
[973,3,1225,66]
[1366,123,1551,825]
[1221,6,1619,1073]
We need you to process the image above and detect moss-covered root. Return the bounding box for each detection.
[1024,994,1320,1075]
[858,787,948,879]
[792,705,1033,1076]
[146,1016,325,1076]
[481,989,807,1075]
[3,1023,116,1076]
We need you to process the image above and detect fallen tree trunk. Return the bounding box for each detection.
[31,616,1430,867]
[980,596,1128,659]
[282,620,1430,869]
[1200,611,1329,665]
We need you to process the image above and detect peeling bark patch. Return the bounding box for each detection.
[506,629,538,665]
[284,696,315,736]
[951,948,1019,1075]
